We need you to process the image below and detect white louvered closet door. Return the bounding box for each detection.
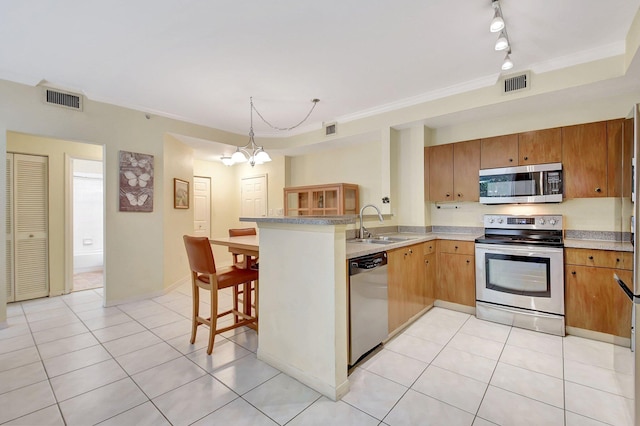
[6,154,14,302]
[13,154,49,301]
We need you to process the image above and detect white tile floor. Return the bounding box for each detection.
[0,283,635,425]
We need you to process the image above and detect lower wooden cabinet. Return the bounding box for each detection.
[423,244,436,308]
[436,241,475,307]
[565,248,633,338]
[388,243,425,333]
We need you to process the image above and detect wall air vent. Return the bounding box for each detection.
[324,122,337,136]
[42,88,83,111]
[501,71,531,94]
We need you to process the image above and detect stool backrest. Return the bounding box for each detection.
[183,235,216,274]
[229,228,257,237]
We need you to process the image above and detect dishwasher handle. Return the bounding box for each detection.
[350,252,387,275]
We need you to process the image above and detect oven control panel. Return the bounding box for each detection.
[483,214,563,230]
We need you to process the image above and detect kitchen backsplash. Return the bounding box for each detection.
[429,198,630,235]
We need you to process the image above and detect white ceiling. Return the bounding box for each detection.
[1,0,639,156]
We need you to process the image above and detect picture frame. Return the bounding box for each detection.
[174,178,189,209]
[118,151,154,212]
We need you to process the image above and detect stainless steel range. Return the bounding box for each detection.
[475,214,565,336]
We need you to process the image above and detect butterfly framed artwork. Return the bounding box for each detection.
[174,178,189,209]
[118,150,154,212]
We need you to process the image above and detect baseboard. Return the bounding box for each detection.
[166,276,189,293]
[104,275,190,307]
[257,349,349,401]
[104,290,165,308]
[434,300,476,315]
[566,326,631,348]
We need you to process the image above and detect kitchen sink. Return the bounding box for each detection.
[349,236,417,245]
[351,238,395,245]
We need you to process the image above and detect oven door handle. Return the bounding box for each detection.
[613,273,640,304]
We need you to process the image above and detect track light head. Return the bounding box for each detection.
[501,53,514,71]
[495,30,509,51]
[490,10,504,32]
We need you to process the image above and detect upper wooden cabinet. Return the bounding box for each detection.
[562,121,608,198]
[607,118,630,198]
[284,183,359,216]
[480,134,518,169]
[480,129,561,169]
[428,144,454,202]
[518,127,562,165]
[425,117,625,201]
[428,140,480,202]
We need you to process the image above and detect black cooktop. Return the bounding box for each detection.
[475,228,564,248]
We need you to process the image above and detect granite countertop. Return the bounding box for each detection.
[241,215,357,225]
[563,239,633,252]
[347,233,634,258]
[346,232,482,259]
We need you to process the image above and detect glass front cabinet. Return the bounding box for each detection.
[284,183,359,216]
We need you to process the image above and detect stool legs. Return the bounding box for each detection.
[207,276,219,355]
[190,273,199,344]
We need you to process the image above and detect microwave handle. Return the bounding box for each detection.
[614,273,640,304]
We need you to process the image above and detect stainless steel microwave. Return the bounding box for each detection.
[479,162,563,204]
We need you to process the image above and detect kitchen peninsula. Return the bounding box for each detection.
[242,215,355,401]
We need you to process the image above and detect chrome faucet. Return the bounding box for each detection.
[359,204,384,239]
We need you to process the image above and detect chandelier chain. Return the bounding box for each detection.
[251,98,319,131]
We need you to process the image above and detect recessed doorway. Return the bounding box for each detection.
[71,158,104,292]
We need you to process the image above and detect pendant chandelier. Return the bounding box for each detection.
[225,97,320,167]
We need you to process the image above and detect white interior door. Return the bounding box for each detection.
[241,175,267,217]
[13,154,49,301]
[6,154,14,302]
[193,176,211,237]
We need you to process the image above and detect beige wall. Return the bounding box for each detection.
[7,132,103,296]
[163,135,195,289]
[0,78,245,308]
[286,135,395,230]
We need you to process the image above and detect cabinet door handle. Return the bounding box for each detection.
[588,256,594,260]
[454,246,458,250]
[425,260,429,265]
[445,193,451,198]
[466,259,470,264]
[571,271,576,275]
[595,187,602,193]
[408,249,413,254]
[523,156,528,161]
[509,158,513,162]
[616,258,620,263]
[457,193,462,198]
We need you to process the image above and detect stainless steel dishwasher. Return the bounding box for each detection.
[349,251,388,366]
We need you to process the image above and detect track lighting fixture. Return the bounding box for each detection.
[490,0,513,71]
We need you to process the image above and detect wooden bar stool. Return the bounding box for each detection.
[183,235,258,355]
[228,227,258,269]
[228,228,258,318]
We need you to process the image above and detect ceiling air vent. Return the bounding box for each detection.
[324,122,337,136]
[501,71,531,95]
[42,88,83,111]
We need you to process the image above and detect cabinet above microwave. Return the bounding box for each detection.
[479,163,563,204]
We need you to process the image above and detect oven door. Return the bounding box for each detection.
[475,243,564,315]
